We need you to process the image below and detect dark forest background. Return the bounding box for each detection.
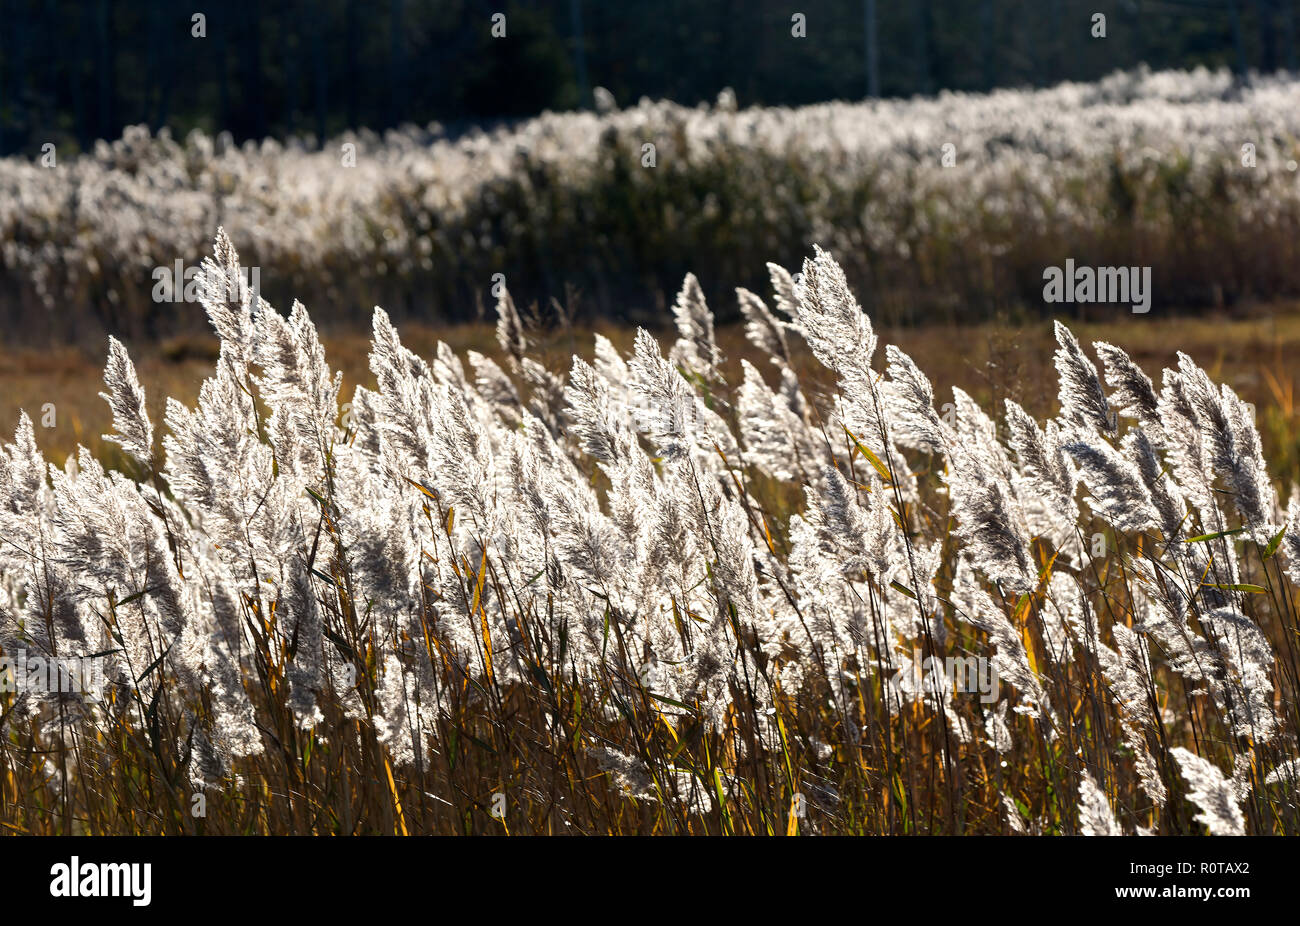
[0,0,1296,155]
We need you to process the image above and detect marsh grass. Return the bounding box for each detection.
[2,239,1300,835]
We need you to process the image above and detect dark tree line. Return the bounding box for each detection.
[0,0,1296,155]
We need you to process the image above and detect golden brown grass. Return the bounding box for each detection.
[10,310,1300,480]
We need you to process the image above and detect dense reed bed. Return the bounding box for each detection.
[7,68,1300,342]
[0,231,1297,835]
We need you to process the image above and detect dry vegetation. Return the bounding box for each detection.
[1,233,1299,835]
[8,68,1300,343]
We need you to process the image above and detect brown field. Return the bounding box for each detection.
[7,307,1300,484]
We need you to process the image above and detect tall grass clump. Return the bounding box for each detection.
[1,230,1298,835]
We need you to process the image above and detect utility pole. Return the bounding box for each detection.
[865,0,879,97]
